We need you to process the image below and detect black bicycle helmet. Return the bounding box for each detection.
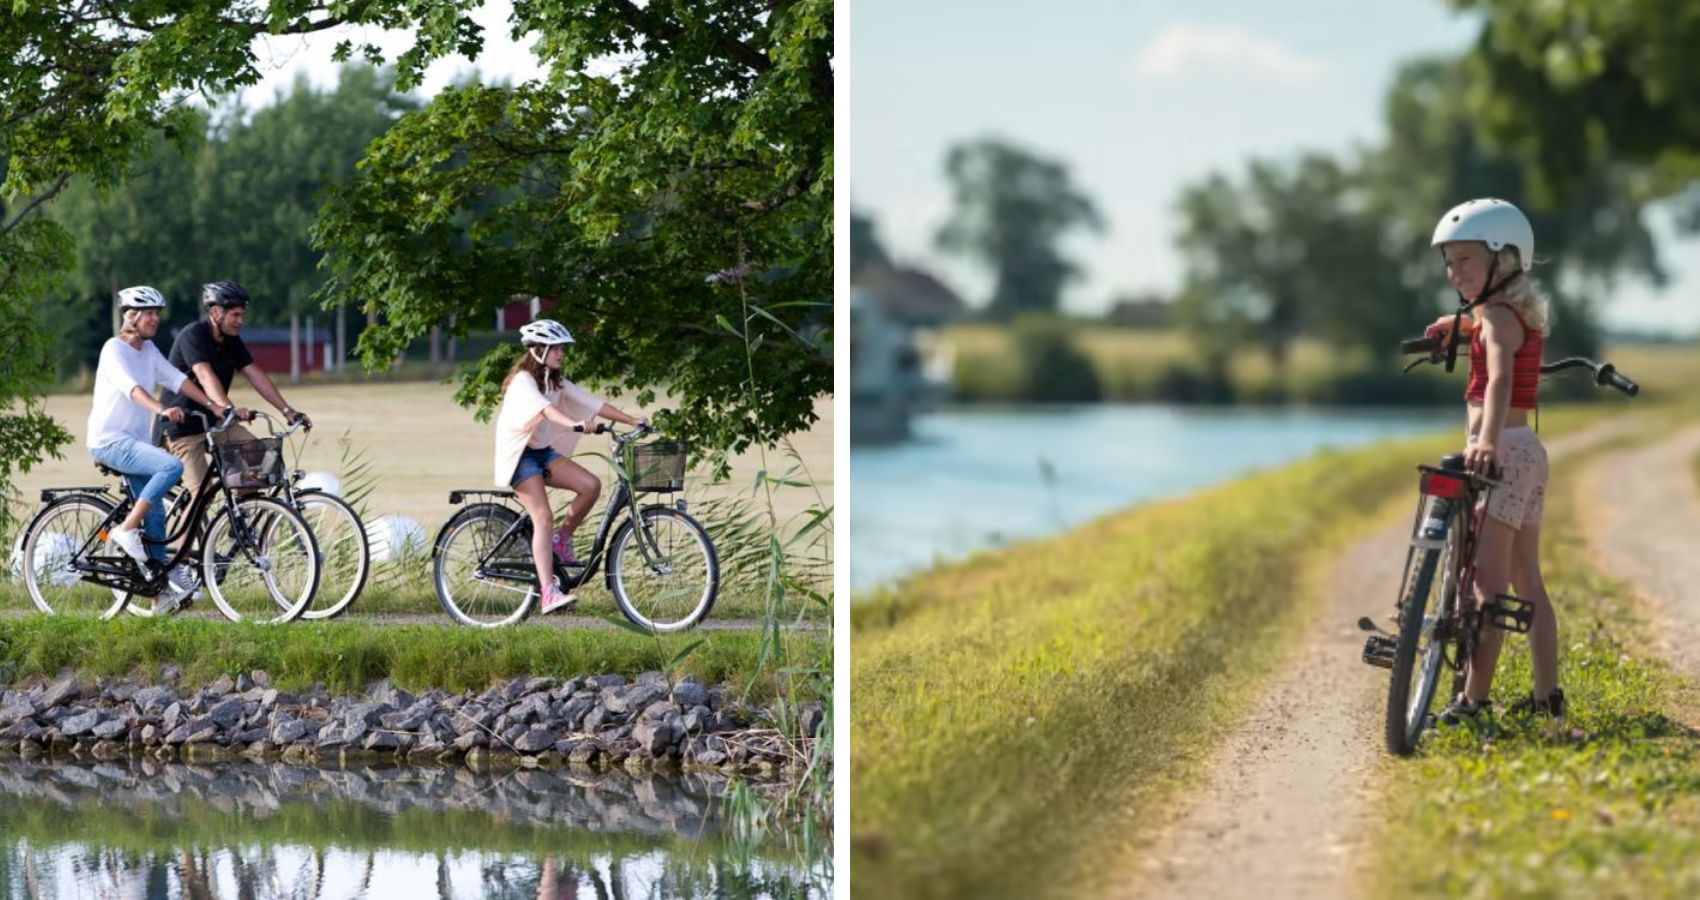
[202,281,251,308]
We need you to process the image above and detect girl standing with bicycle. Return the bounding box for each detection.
[1423,199,1562,722]
[493,319,649,613]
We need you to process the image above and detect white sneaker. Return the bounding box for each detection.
[153,591,184,617]
[107,527,149,565]
[164,564,197,606]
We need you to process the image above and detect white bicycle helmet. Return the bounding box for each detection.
[116,286,166,309]
[519,319,574,346]
[1431,198,1535,271]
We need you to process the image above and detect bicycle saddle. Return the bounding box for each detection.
[95,462,121,478]
[1438,453,1466,472]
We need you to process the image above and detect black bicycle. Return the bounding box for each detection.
[430,423,720,630]
[1361,334,1639,755]
[17,410,322,623]
[155,411,370,620]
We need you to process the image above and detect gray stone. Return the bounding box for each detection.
[91,717,130,741]
[315,728,349,751]
[566,740,603,765]
[139,724,160,744]
[207,673,236,696]
[641,700,675,722]
[670,680,710,709]
[341,720,370,746]
[682,707,708,734]
[270,719,308,744]
[165,718,218,745]
[59,710,103,738]
[511,693,551,724]
[588,674,626,690]
[234,672,253,693]
[500,724,526,746]
[801,701,825,738]
[583,704,611,733]
[513,729,557,753]
[362,731,401,751]
[131,686,176,715]
[104,681,140,704]
[0,698,37,726]
[161,702,184,732]
[631,719,679,756]
[451,732,483,751]
[250,670,273,688]
[343,701,392,728]
[380,709,429,732]
[207,699,245,729]
[158,664,182,684]
[520,676,555,696]
[40,675,80,709]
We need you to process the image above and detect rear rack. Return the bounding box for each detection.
[40,486,111,503]
[448,489,517,505]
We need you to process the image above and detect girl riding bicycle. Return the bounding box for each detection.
[493,319,649,614]
[1423,199,1561,722]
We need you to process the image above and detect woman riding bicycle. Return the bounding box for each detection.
[88,286,233,614]
[493,318,649,614]
[1422,199,1561,722]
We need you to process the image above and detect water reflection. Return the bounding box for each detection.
[0,759,826,898]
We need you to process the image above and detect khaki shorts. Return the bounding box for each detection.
[163,423,258,495]
[1468,425,1548,529]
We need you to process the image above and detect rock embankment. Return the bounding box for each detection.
[0,667,825,775]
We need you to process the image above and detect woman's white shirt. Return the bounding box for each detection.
[87,337,188,449]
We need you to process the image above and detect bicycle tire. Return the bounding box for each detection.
[607,507,719,633]
[432,503,536,628]
[19,494,130,620]
[293,490,370,619]
[1385,512,1465,757]
[201,495,320,624]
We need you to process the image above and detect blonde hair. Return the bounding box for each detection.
[1474,246,1550,336]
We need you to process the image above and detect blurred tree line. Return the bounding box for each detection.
[42,66,416,383]
[856,2,1695,404]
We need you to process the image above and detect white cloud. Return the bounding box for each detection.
[1134,24,1328,86]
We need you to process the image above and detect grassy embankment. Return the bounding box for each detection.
[0,615,830,704]
[1372,407,1700,897]
[852,405,1614,897]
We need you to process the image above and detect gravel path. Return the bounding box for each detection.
[1579,423,1700,675]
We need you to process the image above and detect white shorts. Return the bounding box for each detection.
[1467,425,1548,529]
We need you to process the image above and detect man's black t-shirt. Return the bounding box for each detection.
[162,318,254,438]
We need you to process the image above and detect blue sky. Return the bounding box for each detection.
[852,0,1699,337]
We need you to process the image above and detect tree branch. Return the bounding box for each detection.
[1,173,72,236]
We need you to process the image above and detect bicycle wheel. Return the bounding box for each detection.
[20,495,129,619]
[1385,517,1462,755]
[607,507,719,633]
[201,496,320,624]
[433,503,535,628]
[122,485,194,619]
[293,490,370,619]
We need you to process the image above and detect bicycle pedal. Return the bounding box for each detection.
[1361,635,1397,669]
[1485,592,1534,634]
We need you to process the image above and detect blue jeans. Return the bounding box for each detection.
[510,446,563,486]
[91,436,184,564]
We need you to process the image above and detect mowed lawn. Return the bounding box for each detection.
[17,380,832,537]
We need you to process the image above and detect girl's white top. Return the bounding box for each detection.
[87,337,188,449]
[492,371,605,485]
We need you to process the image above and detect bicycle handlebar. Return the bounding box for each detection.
[1401,335,1639,397]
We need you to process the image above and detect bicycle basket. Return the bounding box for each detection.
[626,440,687,493]
[217,437,286,489]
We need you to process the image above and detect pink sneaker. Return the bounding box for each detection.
[538,583,577,615]
[551,531,575,565]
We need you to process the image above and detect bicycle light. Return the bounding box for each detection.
[1420,472,1466,498]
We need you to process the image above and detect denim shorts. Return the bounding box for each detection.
[510,446,563,486]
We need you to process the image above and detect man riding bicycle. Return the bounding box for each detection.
[88,286,232,614]
[159,281,312,494]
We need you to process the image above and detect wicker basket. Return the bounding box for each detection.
[217,437,286,489]
[626,440,687,493]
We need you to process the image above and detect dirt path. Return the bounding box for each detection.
[1117,416,1640,900]
[1579,423,1700,675]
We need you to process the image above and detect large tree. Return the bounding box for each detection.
[1449,0,1700,212]
[312,0,833,459]
[934,137,1104,320]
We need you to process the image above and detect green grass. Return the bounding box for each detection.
[0,614,829,703]
[1371,420,1700,898]
[852,409,1617,898]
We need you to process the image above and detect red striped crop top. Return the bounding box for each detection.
[1465,303,1543,409]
